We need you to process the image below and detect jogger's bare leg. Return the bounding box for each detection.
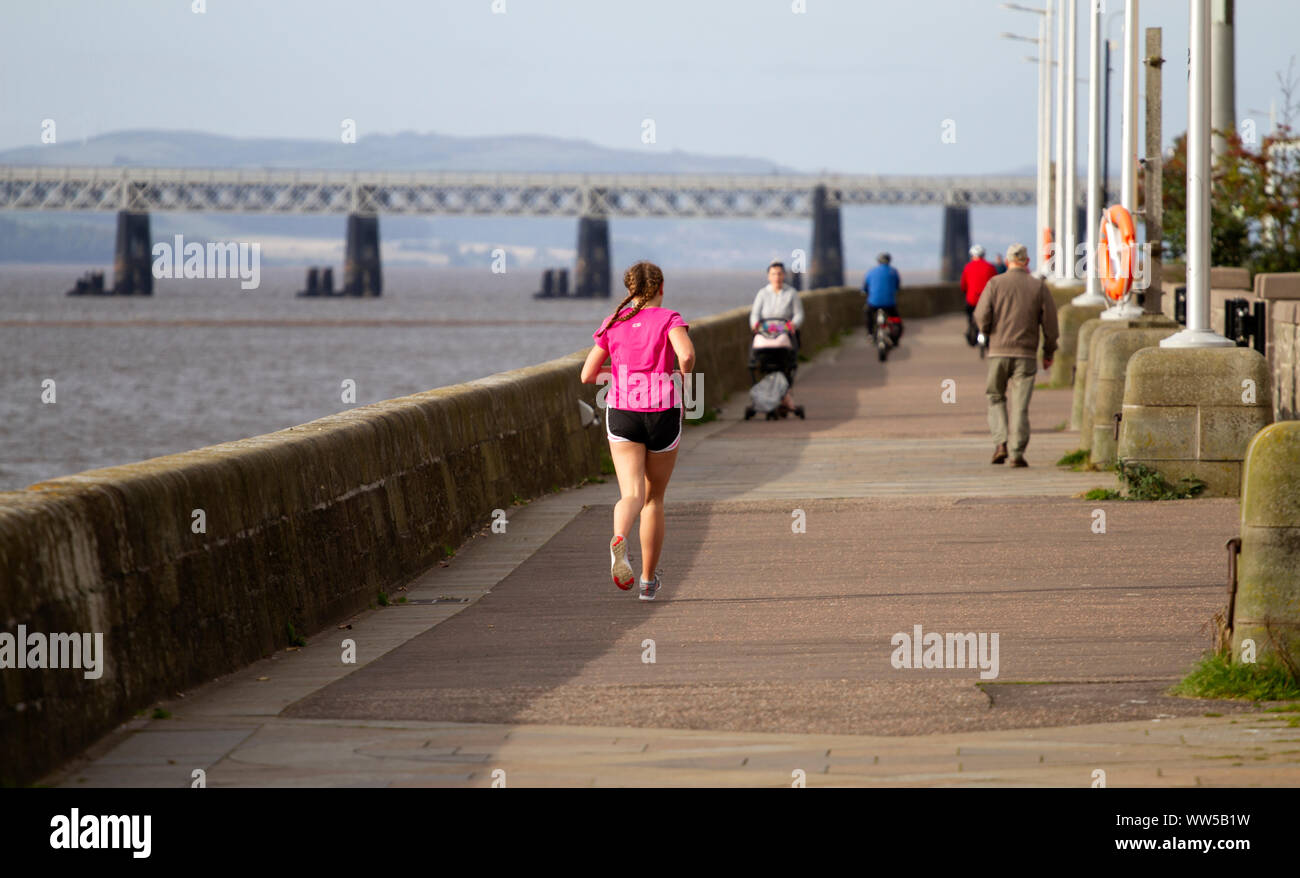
[640,447,678,581]
[610,440,647,539]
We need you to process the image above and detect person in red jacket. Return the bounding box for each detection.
[960,244,998,346]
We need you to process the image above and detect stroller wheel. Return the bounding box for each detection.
[878,347,888,362]
[765,411,778,421]
[794,406,806,420]
[744,406,756,420]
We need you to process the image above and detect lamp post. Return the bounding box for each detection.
[1161,0,1234,347]
[1100,9,1125,208]
[1073,0,1107,305]
[1211,0,1235,160]
[1102,0,1146,320]
[1104,38,1113,208]
[1064,0,1079,283]
[1054,0,1068,278]
[1041,2,1054,275]
[1000,2,1053,275]
[1120,0,1140,213]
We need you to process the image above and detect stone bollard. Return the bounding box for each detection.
[1077,313,1178,447]
[1050,303,1104,388]
[1088,327,1180,467]
[1231,421,1300,666]
[1071,318,1103,432]
[1117,347,1273,497]
[1080,322,1134,451]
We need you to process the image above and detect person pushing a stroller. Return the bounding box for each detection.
[746,261,805,420]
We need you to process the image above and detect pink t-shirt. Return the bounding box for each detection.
[592,306,689,411]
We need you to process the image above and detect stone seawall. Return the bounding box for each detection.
[896,282,967,319]
[2,283,946,784]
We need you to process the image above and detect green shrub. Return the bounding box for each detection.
[1114,461,1206,500]
[1172,651,1300,702]
[1056,449,1089,467]
[1082,487,1122,501]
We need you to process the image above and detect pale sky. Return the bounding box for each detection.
[2,0,1298,173]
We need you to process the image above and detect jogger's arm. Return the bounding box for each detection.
[668,326,695,373]
[580,344,610,384]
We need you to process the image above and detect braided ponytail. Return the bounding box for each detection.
[597,261,664,336]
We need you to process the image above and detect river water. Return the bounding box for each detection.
[0,265,795,490]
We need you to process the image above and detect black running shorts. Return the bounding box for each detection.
[605,406,683,453]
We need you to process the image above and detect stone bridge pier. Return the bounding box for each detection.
[575,216,611,298]
[113,210,153,295]
[809,184,844,289]
[343,213,382,296]
[574,187,612,298]
[940,202,971,282]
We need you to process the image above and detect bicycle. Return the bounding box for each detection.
[869,307,903,362]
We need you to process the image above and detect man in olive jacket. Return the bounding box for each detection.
[972,243,1059,467]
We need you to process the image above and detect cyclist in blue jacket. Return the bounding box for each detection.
[863,252,902,338]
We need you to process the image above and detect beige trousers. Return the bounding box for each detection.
[986,356,1037,456]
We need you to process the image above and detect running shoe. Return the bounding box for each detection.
[609,535,634,590]
[638,576,661,602]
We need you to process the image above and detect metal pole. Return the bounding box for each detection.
[1074,0,1107,305]
[1063,0,1078,281]
[1045,0,1058,276]
[1037,16,1049,272]
[1104,39,1112,207]
[1053,0,1067,278]
[1143,26,1165,315]
[1210,0,1235,159]
[1121,0,1140,211]
[1162,0,1233,346]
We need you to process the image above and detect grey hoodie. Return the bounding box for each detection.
[749,284,805,330]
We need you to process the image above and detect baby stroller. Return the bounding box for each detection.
[744,319,806,421]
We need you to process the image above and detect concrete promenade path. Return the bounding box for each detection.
[48,313,1300,788]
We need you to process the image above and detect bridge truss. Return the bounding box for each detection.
[0,165,1042,218]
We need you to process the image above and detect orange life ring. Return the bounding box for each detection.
[1098,204,1137,302]
[1042,227,1053,269]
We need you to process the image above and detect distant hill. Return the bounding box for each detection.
[0,130,1033,270]
[0,129,792,174]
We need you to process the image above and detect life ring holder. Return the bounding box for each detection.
[1098,204,1137,303]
